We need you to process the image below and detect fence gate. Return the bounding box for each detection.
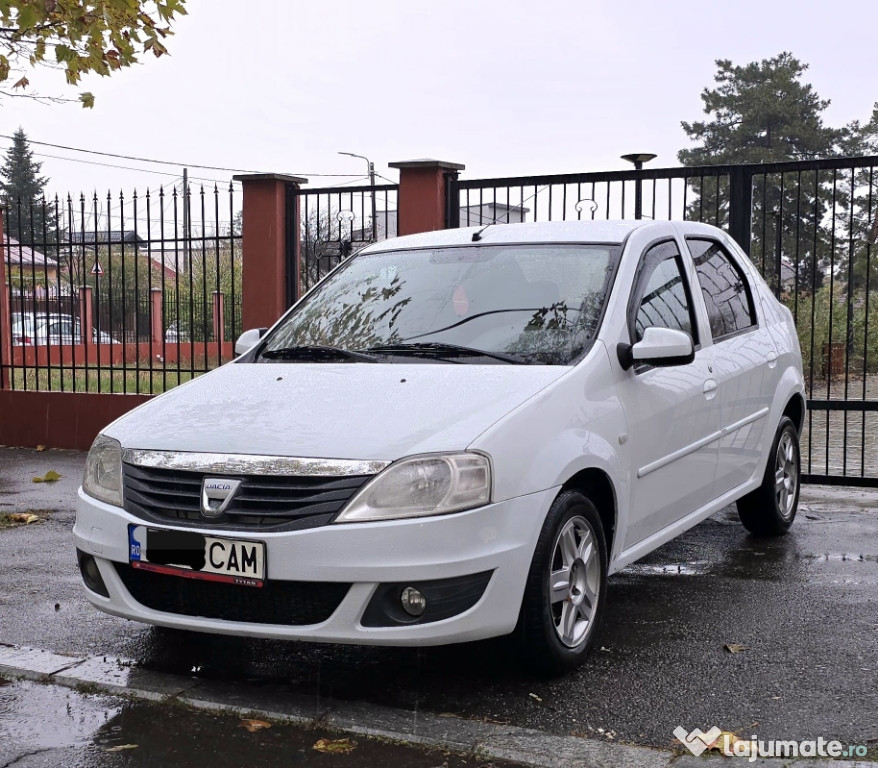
[445,156,878,486]
[286,182,399,304]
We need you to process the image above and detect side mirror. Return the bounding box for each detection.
[617,327,694,370]
[235,327,268,357]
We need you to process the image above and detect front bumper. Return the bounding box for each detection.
[74,486,556,645]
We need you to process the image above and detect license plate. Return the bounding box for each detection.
[128,525,265,587]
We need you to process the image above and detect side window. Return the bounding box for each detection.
[687,238,756,340]
[631,241,697,344]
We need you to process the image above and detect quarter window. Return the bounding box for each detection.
[688,239,756,340]
[633,241,696,344]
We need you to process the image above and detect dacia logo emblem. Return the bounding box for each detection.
[201,477,242,518]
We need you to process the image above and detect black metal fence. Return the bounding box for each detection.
[1,184,242,395]
[289,183,399,301]
[447,157,878,486]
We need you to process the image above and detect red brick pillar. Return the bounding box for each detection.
[388,159,465,236]
[233,173,307,331]
[78,286,93,344]
[0,212,11,389]
[212,291,225,343]
[150,288,163,345]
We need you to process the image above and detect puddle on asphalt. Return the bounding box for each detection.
[623,560,712,576]
[0,680,511,767]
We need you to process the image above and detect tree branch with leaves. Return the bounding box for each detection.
[0,0,187,107]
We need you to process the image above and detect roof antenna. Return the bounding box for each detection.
[471,223,492,242]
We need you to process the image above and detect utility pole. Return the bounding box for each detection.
[182,167,190,272]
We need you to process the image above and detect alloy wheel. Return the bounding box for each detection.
[549,515,601,648]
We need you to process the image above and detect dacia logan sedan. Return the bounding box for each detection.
[75,220,805,673]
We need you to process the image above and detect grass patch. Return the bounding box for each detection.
[8,364,212,395]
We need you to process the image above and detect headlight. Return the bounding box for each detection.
[334,452,491,523]
[83,434,123,507]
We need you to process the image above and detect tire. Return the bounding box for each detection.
[517,490,608,675]
[736,415,800,537]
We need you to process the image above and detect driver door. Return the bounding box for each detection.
[614,239,720,548]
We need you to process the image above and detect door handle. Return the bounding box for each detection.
[703,379,718,400]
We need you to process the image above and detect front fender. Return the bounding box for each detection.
[469,342,629,554]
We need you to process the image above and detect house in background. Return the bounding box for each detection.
[2,234,60,295]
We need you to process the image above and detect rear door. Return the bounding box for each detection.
[685,236,774,495]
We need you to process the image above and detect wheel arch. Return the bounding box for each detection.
[783,392,806,434]
[560,468,617,559]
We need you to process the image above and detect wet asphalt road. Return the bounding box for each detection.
[0,677,505,767]
[1,447,876,750]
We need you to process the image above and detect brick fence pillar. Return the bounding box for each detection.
[150,287,163,345]
[0,211,10,389]
[78,286,93,344]
[233,173,307,332]
[388,159,465,236]
[212,291,225,343]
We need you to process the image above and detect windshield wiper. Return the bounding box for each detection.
[260,345,379,362]
[365,342,525,364]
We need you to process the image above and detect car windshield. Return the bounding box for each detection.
[260,243,621,365]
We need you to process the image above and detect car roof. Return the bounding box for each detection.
[360,220,659,254]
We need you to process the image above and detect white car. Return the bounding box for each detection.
[11,314,118,345]
[75,220,805,672]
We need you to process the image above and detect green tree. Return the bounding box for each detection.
[0,0,187,107]
[835,103,878,290]
[679,53,847,291]
[0,127,56,245]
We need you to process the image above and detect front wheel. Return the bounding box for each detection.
[737,415,800,536]
[516,490,608,675]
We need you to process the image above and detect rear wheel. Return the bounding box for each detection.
[737,416,800,536]
[517,490,607,675]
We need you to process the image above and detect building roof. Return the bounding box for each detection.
[71,230,147,246]
[2,234,58,267]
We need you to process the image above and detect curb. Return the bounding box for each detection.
[0,643,871,768]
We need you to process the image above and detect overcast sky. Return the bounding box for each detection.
[4,0,877,203]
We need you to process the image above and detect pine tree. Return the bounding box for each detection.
[678,53,847,291]
[0,127,57,245]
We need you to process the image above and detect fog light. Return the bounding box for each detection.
[400,586,426,617]
[77,549,109,598]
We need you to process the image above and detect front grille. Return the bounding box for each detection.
[122,463,372,531]
[115,564,350,625]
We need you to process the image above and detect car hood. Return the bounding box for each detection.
[104,362,569,460]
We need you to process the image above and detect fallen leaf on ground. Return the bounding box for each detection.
[724,643,749,654]
[32,470,62,483]
[239,719,272,732]
[7,513,40,524]
[35,445,46,452]
[706,731,742,753]
[105,744,138,752]
[528,692,543,702]
[313,738,357,754]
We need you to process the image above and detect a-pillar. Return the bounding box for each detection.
[388,159,465,236]
[233,173,307,332]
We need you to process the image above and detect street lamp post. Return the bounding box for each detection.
[621,153,657,220]
[339,151,377,242]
